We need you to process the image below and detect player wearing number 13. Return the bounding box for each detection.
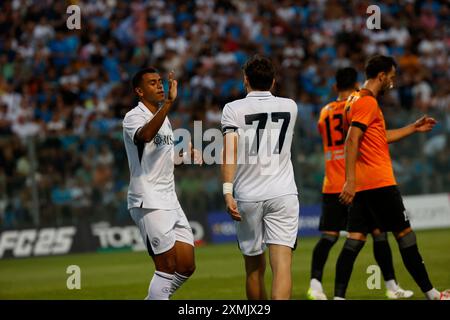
[221,55,299,300]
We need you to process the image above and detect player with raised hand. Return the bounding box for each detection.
[334,55,449,300]
[308,67,413,300]
[221,55,299,300]
[122,68,200,300]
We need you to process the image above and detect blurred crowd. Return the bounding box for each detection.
[0,0,449,228]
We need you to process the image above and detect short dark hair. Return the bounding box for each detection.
[243,55,275,91]
[132,67,159,89]
[365,55,397,79]
[335,67,358,91]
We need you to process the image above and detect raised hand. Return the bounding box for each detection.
[167,71,178,102]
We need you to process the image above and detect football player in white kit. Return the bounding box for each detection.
[123,68,200,300]
[221,55,299,300]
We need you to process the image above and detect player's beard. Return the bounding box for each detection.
[379,81,392,96]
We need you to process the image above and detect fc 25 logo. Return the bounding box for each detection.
[0,227,76,258]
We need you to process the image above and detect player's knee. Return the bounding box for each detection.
[186,262,196,276]
[155,265,176,274]
[396,231,417,249]
[244,254,266,275]
[343,238,365,253]
[177,261,196,277]
[161,261,177,274]
[371,228,382,237]
[372,232,388,242]
[348,232,367,241]
[394,227,413,239]
[154,254,177,274]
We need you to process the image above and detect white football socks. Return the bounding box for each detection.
[310,278,324,292]
[385,279,399,292]
[171,272,190,294]
[425,288,441,300]
[146,271,174,300]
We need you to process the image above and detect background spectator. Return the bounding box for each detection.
[0,0,448,228]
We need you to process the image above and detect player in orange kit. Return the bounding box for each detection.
[307,67,413,300]
[334,55,449,300]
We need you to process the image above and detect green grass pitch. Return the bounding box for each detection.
[1,228,449,300]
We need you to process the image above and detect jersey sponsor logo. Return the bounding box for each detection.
[154,133,174,147]
[325,149,344,161]
[0,227,76,259]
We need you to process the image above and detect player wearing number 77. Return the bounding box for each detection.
[221,55,299,300]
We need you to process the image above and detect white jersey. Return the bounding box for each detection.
[221,91,298,202]
[123,102,181,210]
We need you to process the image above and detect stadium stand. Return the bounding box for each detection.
[0,0,448,228]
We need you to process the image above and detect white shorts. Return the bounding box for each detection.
[130,207,194,255]
[236,195,299,256]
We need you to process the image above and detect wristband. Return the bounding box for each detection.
[223,182,233,195]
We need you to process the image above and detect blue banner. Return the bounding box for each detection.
[207,205,322,244]
[207,212,237,244]
[298,204,322,237]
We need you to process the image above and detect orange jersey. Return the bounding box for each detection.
[344,89,397,191]
[318,100,347,194]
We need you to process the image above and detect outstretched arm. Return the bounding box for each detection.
[135,72,177,144]
[386,115,437,144]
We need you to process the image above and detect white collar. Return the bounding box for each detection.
[246,91,273,97]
